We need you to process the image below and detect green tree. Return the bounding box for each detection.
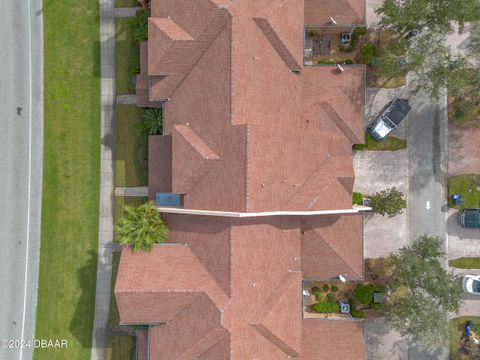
[116,201,168,252]
[368,187,406,217]
[384,235,463,348]
[129,9,149,43]
[139,108,163,136]
[376,0,480,35]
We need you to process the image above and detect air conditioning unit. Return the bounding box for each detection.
[341,33,352,44]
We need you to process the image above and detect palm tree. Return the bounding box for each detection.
[116,201,168,251]
[139,108,163,136]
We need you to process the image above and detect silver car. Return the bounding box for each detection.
[462,275,480,295]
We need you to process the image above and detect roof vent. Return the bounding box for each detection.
[335,64,345,73]
[330,16,337,25]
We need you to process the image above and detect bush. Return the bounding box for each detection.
[352,192,363,205]
[129,10,149,43]
[360,43,379,66]
[311,286,321,294]
[351,309,366,318]
[312,301,340,313]
[355,284,374,305]
[353,26,367,36]
[322,284,330,292]
[372,283,385,293]
[139,108,163,136]
[327,293,335,303]
[317,59,336,65]
[330,285,339,292]
[344,59,354,65]
[372,303,383,310]
[369,187,406,217]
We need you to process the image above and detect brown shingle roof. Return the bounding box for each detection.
[304,0,366,25]
[145,0,365,212]
[115,214,365,359]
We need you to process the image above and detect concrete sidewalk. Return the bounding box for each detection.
[91,0,116,359]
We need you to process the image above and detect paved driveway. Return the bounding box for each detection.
[353,150,408,258]
[449,123,480,175]
[366,86,409,139]
[448,208,480,259]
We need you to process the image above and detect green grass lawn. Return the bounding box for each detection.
[115,105,147,186]
[35,0,100,359]
[448,175,480,209]
[115,0,139,7]
[116,18,139,95]
[114,197,149,242]
[450,257,480,269]
[450,317,480,360]
[353,133,407,151]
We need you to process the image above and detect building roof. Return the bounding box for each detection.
[145,0,365,213]
[115,213,365,359]
[304,0,366,25]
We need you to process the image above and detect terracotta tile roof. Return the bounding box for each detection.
[136,42,162,108]
[115,214,365,359]
[300,320,366,360]
[143,0,365,212]
[304,0,366,25]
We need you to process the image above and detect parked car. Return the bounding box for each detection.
[367,98,411,141]
[463,275,480,295]
[458,208,480,229]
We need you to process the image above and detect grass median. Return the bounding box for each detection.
[35,0,101,359]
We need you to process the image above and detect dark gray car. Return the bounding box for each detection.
[367,98,411,141]
[458,208,480,228]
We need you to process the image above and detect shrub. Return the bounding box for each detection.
[355,284,374,305]
[139,108,163,136]
[352,192,363,205]
[368,187,406,217]
[360,43,379,66]
[330,285,339,292]
[129,9,149,43]
[351,309,366,318]
[312,301,340,313]
[317,59,336,65]
[322,284,330,292]
[344,59,354,64]
[311,286,321,293]
[327,293,335,303]
[353,26,367,36]
[372,283,385,293]
[372,303,383,310]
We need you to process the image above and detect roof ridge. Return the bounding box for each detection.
[307,226,362,278]
[318,101,362,144]
[253,17,301,72]
[251,324,299,357]
[177,326,229,360]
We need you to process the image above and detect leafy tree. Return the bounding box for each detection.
[116,201,168,252]
[376,0,480,35]
[129,9,149,43]
[384,235,463,348]
[368,187,406,217]
[360,43,379,66]
[139,108,163,136]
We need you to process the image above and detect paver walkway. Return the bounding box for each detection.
[116,94,137,104]
[91,0,115,359]
[449,123,480,175]
[115,186,148,197]
[115,7,142,18]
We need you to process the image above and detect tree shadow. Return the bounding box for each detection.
[69,250,98,348]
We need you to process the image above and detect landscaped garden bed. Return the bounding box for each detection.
[304,281,385,319]
[450,317,480,360]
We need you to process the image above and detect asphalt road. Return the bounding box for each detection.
[0,1,43,359]
[407,75,449,251]
[406,77,449,360]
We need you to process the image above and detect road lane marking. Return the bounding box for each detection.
[20,0,33,358]
[426,201,431,210]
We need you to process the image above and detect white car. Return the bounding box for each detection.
[462,275,480,295]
